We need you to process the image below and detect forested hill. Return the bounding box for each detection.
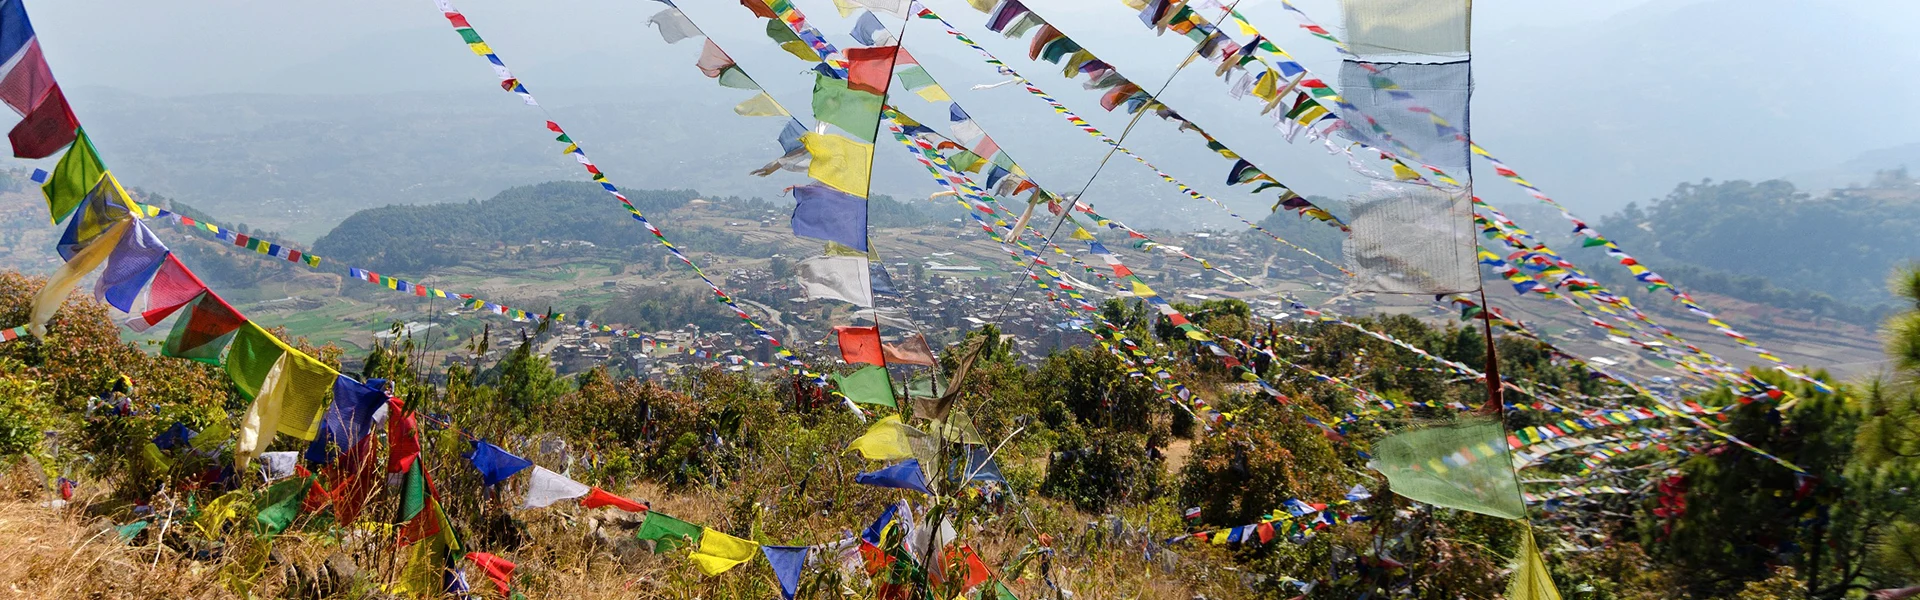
[310,181,948,273]
[309,182,696,273]
[1587,169,1920,322]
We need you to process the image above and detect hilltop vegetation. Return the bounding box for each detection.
[1,262,1918,598]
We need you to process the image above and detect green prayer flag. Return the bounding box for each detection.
[812,73,882,142]
[1580,236,1608,248]
[224,322,288,400]
[833,365,896,408]
[254,476,311,536]
[907,375,941,399]
[42,129,105,224]
[717,66,758,90]
[457,28,484,44]
[895,65,937,91]
[1368,417,1526,520]
[636,512,703,553]
[398,461,428,523]
[994,581,1020,600]
[115,520,149,542]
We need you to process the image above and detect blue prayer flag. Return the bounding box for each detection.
[762,545,809,600]
[790,184,869,251]
[305,376,389,465]
[850,11,888,46]
[854,459,932,495]
[464,441,534,486]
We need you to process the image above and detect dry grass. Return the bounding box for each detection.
[0,465,1246,600]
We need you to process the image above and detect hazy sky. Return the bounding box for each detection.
[17,0,1919,229]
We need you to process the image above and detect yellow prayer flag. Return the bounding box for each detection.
[1252,71,1279,101]
[1391,163,1423,180]
[831,0,860,17]
[1507,529,1563,600]
[801,132,872,198]
[913,84,952,103]
[1069,227,1095,241]
[690,528,759,575]
[964,0,996,11]
[1210,530,1229,545]
[468,42,492,56]
[1232,15,1259,36]
[733,92,789,117]
[1130,281,1157,297]
[779,40,822,63]
[195,491,249,538]
[847,415,926,461]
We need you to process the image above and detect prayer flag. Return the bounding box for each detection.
[734,92,788,117]
[833,365,896,407]
[796,255,874,307]
[855,459,932,494]
[94,220,168,313]
[646,7,700,44]
[161,291,245,363]
[1368,417,1525,520]
[27,218,127,337]
[836,325,886,366]
[521,465,590,509]
[41,128,103,223]
[845,45,898,95]
[581,487,647,512]
[790,183,869,250]
[847,414,928,460]
[691,528,760,575]
[881,334,937,366]
[9,82,74,158]
[1507,529,1563,599]
[696,39,735,77]
[465,552,517,597]
[636,512,702,553]
[851,12,895,46]
[763,545,810,600]
[464,441,533,486]
[801,132,873,197]
[254,474,312,536]
[811,74,883,141]
[305,376,386,465]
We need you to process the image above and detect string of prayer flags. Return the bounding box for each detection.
[691,528,761,576]
[892,48,949,102]
[836,325,886,366]
[936,3,1343,231]
[636,512,702,554]
[855,459,933,495]
[520,466,590,509]
[834,365,896,407]
[464,441,533,487]
[464,553,517,597]
[763,545,810,600]
[1239,0,1828,392]
[789,183,869,251]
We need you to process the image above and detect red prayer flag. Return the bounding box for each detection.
[8,84,76,159]
[581,487,647,512]
[835,325,886,366]
[387,397,421,474]
[1256,522,1275,543]
[466,552,517,596]
[845,46,899,95]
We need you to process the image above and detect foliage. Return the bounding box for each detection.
[1592,174,1920,319]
